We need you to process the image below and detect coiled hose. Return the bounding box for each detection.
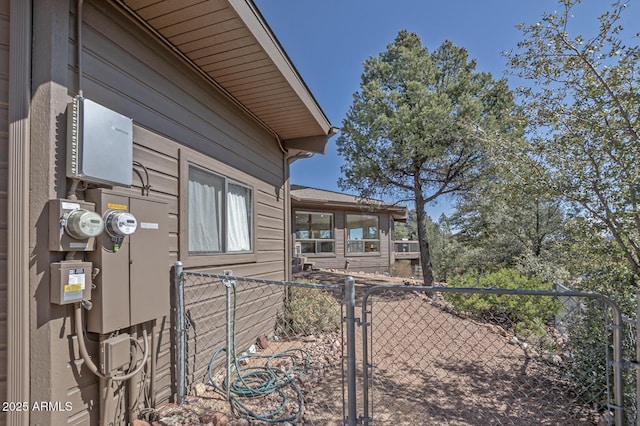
[207,286,310,423]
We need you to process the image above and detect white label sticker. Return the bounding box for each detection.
[61,202,81,210]
[69,242,89,249]
[140,222,159,230]
[68,268,86,290]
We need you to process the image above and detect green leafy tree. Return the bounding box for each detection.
[451,180,567,275]
[505,0,640,279]
[433,214,463,282]
[337,31,520,285]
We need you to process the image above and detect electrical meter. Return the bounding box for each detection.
[104,210,138,237]
[103,210,138,252]
[64,209,104,239]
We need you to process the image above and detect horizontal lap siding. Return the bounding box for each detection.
[60,2,287,423]
[0,0,9,414]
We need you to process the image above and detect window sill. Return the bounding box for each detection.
[181,252,257,269]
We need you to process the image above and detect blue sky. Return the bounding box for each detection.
[253,0,634,219]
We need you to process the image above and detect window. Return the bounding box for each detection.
[294,211,334,254]
[347,214,380,253]
[188,164,252,255]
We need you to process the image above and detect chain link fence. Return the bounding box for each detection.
[361,285,629,426]
[171,265,634,425]
[174,265,346,425]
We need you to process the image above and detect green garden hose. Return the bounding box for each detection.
[208,286,310,423]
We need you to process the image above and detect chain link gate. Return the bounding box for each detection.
[172,262,638,425]
[359,285,631,425]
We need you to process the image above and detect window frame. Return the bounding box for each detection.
[179,151,257,267]
[346,213,381,256]
[294,210,336,257]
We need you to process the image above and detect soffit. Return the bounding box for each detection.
[115,0,332,144]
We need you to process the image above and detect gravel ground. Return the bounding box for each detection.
[145,270,601,426]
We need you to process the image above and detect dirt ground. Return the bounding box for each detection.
[152,270,602,426]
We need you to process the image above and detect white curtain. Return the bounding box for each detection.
[227,183,251,251]
[188,167,223,253]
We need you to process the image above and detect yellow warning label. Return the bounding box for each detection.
[107,203,128,210]
[64,284,83,292]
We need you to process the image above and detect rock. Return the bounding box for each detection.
[194,382,208,396]
[256,334,269,349]
[229,418,250,426]
[239,352,249,365]
[211,368,226,387]
[132,420,152,426]
[156,403,178,417]
[184,395,200,405]
[303,334,317,342]
[200,412,228,426]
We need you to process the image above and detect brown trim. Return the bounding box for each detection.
[178,148,258,268]
[7,0,32,423]
[283,153,291,280]
[227,0,332,134]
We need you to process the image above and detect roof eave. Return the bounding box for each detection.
[230,0,333,136]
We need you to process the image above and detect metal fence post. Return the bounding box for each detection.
[223,276,235,401]
[175,261,185,405]
[344,276,358,426]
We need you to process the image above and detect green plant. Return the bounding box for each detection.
[276,283,341,337]
[562,264,638,420]
[444,269,561,339]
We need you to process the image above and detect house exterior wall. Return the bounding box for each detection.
[0,0,9,415]
[293,207,394,274]
[29,1,287,424]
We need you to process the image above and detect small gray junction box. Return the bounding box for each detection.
[100,334,131,375]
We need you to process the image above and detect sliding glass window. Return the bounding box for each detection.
[347,214,380,253]
[294,211,334,254]
[188,164,253,255]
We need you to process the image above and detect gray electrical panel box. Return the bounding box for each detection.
[67,97,133,187]
[85,188,169,333]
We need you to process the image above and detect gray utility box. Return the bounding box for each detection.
[85,188,169,334]
[67,97,133,187]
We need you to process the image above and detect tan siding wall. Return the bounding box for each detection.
[0,0,9,411]
[41,2,288,424]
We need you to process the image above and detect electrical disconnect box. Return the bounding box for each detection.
[85,188,169,334]
[50,261,92,305]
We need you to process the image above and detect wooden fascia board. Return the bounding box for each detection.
[228,0,332,135]
[283,135,328,154]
